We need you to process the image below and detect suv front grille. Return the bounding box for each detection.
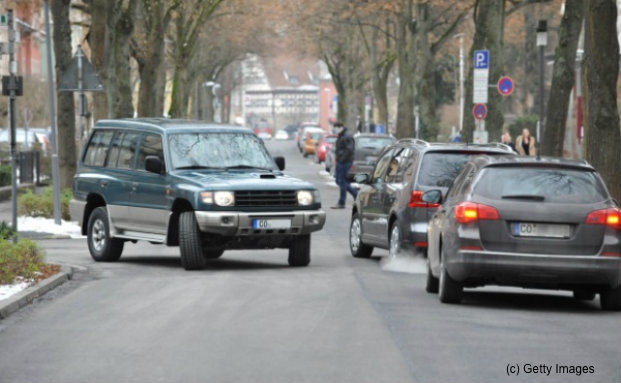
[235,190,298,207]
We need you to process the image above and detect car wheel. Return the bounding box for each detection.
[438,248,463,303]
[573,290,595,301]
[288,234,311,267]
[425,259,439,293]
[179,211,207,270]
[389,223,401,259]
[350,213,373,258]
[599,285,621,311]
[87,206,124,262]
[203,247,224,259]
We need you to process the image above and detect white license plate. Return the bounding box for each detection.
[512,222,570,238]
[252,219,291,230]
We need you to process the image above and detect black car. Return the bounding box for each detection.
[425,156,621,310]
[70,119,326,270]
[349,139,515,259]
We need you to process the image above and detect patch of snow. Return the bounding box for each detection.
[17,216,84,238]
[0,278,30,301]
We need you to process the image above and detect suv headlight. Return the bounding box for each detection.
[297,190,314,206]
[214,191,235,206]
[201,191,235,206]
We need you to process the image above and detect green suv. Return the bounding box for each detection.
[70,119,326,270]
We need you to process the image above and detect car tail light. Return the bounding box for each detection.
[455,202,499,224]
[585,207,621,230]
[408,191,440,208]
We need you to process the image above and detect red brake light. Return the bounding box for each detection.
[408,190,440,208]
[585,208,621,230]
[455,202,499,224]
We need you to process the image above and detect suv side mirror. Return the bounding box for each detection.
[422,189,443,205]
[274,156,285,171]
[354,173,370,184]
[145,155,163,174]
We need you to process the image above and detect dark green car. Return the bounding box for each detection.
[70,118,326,270]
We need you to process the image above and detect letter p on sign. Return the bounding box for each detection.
[474,50,489,70]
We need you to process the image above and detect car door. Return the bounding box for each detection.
[360,148,394,244]
[128,133,169,236]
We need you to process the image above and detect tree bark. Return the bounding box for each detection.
[416,2,439,140]
[52,0,77,190]
[111,3,136,118]
[542,0,584,156]
[584,0,621,201]
[463,0,505,143]
[395,0,417,139]
[88,0,110,121]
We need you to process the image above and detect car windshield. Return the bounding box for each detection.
[168,132,275,170]
[356,136,394,150]
[473,167,608,203]
[418,152,499,187]
[309,133,322,140]
[325,136,337,144]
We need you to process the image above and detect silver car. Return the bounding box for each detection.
[426,156,621,310]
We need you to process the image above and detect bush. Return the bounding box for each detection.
[0,221,16,240]
[0,164,10,187]
[18,187,73,221]
[0,238,45,285]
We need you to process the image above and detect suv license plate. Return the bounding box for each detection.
[513,223,570,238]
[252,219,291,230]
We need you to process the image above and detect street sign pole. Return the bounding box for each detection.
[43,0,62,225]
[7,10,17,241]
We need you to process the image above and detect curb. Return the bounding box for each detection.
[0,183,36,202]
[0,264,74,319]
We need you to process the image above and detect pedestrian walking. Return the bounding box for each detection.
[501,131,517,152]
[515,128,536,156]
[331,121,357,209]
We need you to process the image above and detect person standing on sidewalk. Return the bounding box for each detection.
[331,121,357,209]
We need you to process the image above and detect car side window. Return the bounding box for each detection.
[106,131,124,168]
[116,132,141,169]
[372,149,394,184]
[83,130,114,167]
[385,148,411,183]
[136,134,164,171]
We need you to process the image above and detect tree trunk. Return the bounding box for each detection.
[88,0,111,121]
[542,0,584,156]
[112,4,135,118]
[395,1,417,139]
[52,0,77,190]
[463,0,505,143]
[417,2,439,141]
[584,0,621,201]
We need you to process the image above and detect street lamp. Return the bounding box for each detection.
[536,20,547,152]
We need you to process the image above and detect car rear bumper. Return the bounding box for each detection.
[446,249,621,288]
[195,210,326,236]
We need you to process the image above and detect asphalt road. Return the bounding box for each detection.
[1,140,620,383]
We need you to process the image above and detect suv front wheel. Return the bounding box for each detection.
[87,206,124,262]
[179,211,207,270]
[288,234,311,267]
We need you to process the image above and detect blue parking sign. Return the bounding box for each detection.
[474,50,489,70]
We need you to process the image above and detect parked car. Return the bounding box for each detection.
[303,131,324,158]
[315,134,337,164]
[274,130,290,140]
[0,127,51,154]
[348,134,397,180]
[70,118,326,270]
[425,155,621,310]
[349,139,515,260]
[297,125,322,153]
[283,124,299,140]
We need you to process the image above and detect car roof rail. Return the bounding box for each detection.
[459,142,513,151]
[397,138,430,147]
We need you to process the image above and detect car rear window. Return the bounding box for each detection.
[473,167,609,203]
[418,152,499,187]
[325,136,337,144]
[356,136,394,150]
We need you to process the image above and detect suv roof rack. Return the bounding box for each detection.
[397,138,430,147]
[454,142,513,151]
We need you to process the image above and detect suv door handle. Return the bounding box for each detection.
[99,181,108,188]
[131,182,138,192]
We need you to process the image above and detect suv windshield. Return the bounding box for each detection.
[418,152,494,187]
[473,167,608,203]
[169,132,275,170]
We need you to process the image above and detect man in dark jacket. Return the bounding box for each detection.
[332,121,357,209]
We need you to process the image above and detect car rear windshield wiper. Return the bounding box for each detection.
[501,194,545,201]
[175,165,224,170]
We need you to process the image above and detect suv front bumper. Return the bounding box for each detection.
[195,210,326,236]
